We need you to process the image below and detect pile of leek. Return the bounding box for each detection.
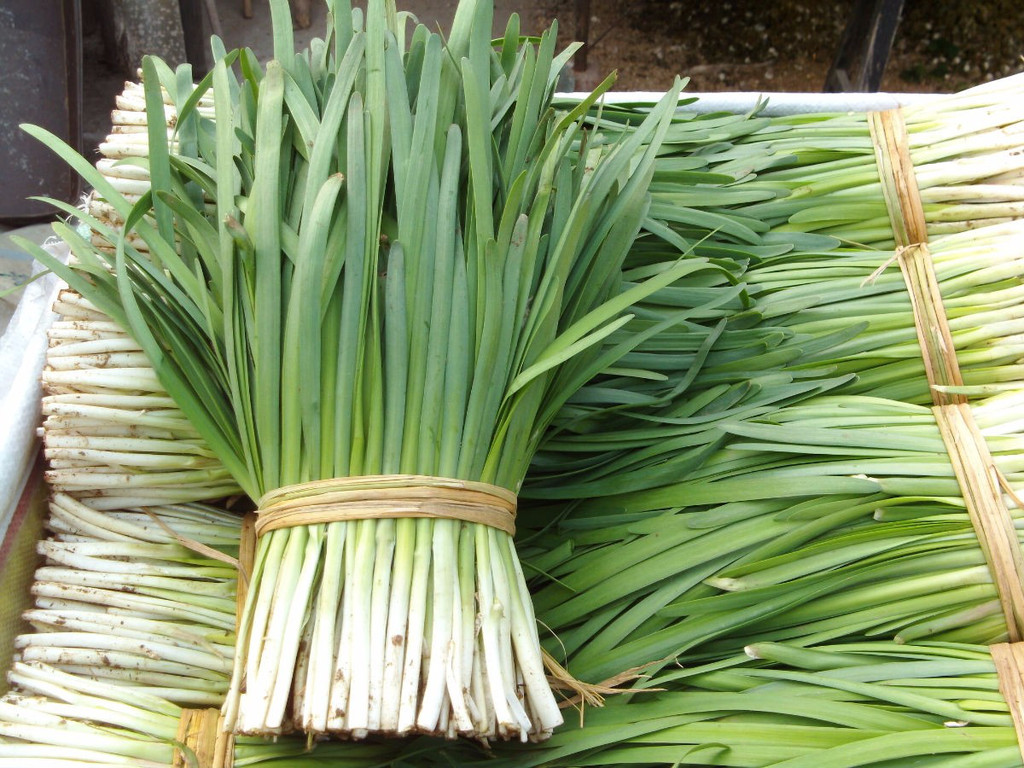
[0,497,242,765]
[12,0,1024,759]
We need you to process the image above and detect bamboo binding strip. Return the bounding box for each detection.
[991,643,1024,760]
[254,474,518,537]
[173,708,233,768]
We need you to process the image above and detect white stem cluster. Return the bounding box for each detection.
[42,290,240,509]
[0,662,179,766]
[95,80,212,161]
[13,494,240,707]
[223,518,563,742]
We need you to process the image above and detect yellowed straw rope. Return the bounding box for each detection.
[869,110,965,401]
[896,244,966,404]
[197,514,253,767]
[868,109,928,247]
[254,474,518,538]
[212,719,235,768]
[935,403,1024,641]
[991,643,1024,759]
[174,708,232,768]
[143,508,245,574]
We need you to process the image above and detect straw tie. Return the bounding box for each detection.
[254,474,518,538]
[173,708,233,768]
[991,644,1024,760]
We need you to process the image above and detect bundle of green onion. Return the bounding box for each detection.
[744,220,1024,404]
[678,74,1024,249]
[530,212,1024,495]
[511,212,1024,679]
[440,640,1024,768]
[524,74,1024,497]
[0,494,244,765]
[0,666,186,768]
[24,0,698,741]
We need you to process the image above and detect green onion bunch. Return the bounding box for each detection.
[531,75,1024,473]
[437,641,1023,768]
[24,0,694,741]
[515,213,1024,679]
[720,74,1024,248]
[0,495,244,765]
[743,220,1024,404]
[87,80,214,258]
[518,400,1023,683]
[0,665,183,768]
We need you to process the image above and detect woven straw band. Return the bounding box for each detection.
[173,708,234,768]
[869,109,928,246]
[869,108,1024,643]
[254,475,518,538]
[869,109,963,399]
[935,404,1024,642]
[236,512,258,628]
[896,244,965,403]
[991,644,1024,759]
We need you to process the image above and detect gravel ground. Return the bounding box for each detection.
[535,0,1024,94]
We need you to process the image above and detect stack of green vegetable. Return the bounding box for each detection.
[0,494,243,765]
[7,0,1024,764]
[17,497,240,704]
[529,75,1024,479]
[633,75,1024,250]
[439,640,1024,768]
[521,157,1024,683]
[23,0,704,743]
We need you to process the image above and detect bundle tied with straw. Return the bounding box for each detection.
[21,0,696,743]
[0,493,245,767]
[720,73,1024,249]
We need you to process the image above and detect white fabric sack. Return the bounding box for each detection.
[0,240,68,540]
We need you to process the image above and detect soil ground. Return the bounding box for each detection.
[80,0,1024,159]
[534,0,1024,94]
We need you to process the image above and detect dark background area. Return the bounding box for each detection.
[3,0,1023,223]
[536,0,1024,92]
[76,0,1024,149]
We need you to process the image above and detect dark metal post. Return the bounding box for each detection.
[825,0,905,92]
[575,0,591,72]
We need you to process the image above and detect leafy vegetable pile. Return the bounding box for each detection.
[6,0,1024,764]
